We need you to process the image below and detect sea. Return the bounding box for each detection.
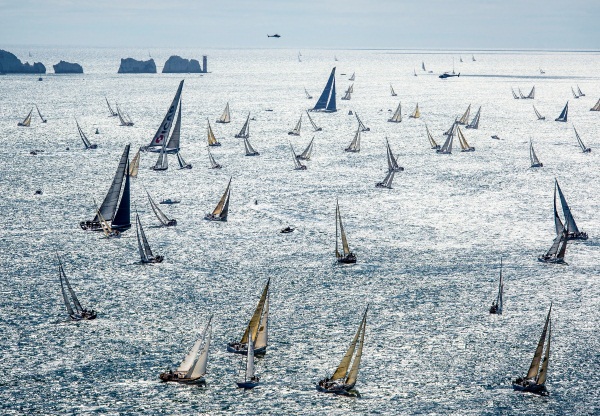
[0,47,599,415]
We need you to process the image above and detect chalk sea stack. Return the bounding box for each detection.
[53,60,83,74]
[162,56,202,73]
[118,58,156,74]
[0,49,45,74]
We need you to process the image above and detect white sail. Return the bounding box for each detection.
[305,111,322,131]
[245,325,256,380]
[376,170,395,189]
[304,88,312,99]
[18,109,33,126]
[153,142,168,170]
[297,137,314,160]
[165,104,182,151]
[572,87,579,98]
[409,103,420,119]
[244,137,259,156]
[345,129,361,152]
[288,115,302,135]
[577,85,585,97]
[530,140,542,167]
[235,113,250,138]
[35,105,46,122]
[217,102,231,123]
[512,88,520,99]
[573,126,590,152]
[355,112,369,131]
[290,143,307,170]
[437,122,455,154]
[388,102,402,122]
[207,148,221,169]
[390,85,397,96]
[341,90,351,100]
[177,339,203,373]
[533,105,545,120]
[188,326,211,379]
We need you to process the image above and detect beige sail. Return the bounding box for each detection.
[458,104,471,125]
[457,127,472,150]
[218,102,231,123]
[19,109,33,127]
[129,149,140,177]
[345,314,367,386]
[331,318,361,380]
[410,103,421,118]
[212,179,231,216]
[536,320,551,385]
[94,198,113,237]
[426,125,438,148]
[254,291,269,349]
[240,278,270,344]
[388,102,402,122]
[526,305,552,379]
[591,98,600,111]
[207,119,219,145]
[336,202,351,256]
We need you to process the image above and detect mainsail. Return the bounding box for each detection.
[335,201,352,258]
[153,142,168,171]
[136,213,157,263]
[518,88,526,99]
[216,102,231,123]
[306,111,322,131]
[388,102,402,122]
[525,86,535,99]
[239,279,270,347]
[129,149,140,177]
[555,180,581,235]
[297,137,314,160]
[409,103,420,119]
[576,85,585,97]
[512,88,520,99]
[571,87,579,99]
[345,128,361,152]
[533,105,545,120]
[495,258,504,314]
[555,102,568,122]
[110,165,131,230]
[116,104,134,126]
[290,143,307,170]
[355,112,369,131]
[186,319,212,379]
[165,104,182,152]
[573,126,591,152]
[311,67,337,112]
[376,170,395,189]
[211,178,231,220]
[330,307,367,388]
[466,106,481,129]
[457,104,471,125]
[207,118,220,146]
[385,138,403,172]
[92,145,130,224]
[144,80,184,151]
[426,125,440,149]
[235,113,250,138]
[288,115,302,136]
[526,305,552,384]
[177,152,191,169]
[105,97,118,117]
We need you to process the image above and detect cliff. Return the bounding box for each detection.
[53,60,83,74]
[0,49,45,74]
[162,56,202,73]
[118,58,156,74]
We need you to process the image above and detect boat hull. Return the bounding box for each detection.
[337,254,357,264]
[537,255,566,264]
[204,214,227,222]
[512,382,548,396]
[237,381,259,389]
[375,183,392,189]
[226,343,266,356]
[208,143,221,147]
[159,372,206,385]
[142,255,164,264]
[245,152,260,156]
[531,163,543,168]
[316,381,356,396]
[144,147,179,154]
[567,232,588,240]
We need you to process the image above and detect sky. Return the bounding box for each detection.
[1,0,599,50]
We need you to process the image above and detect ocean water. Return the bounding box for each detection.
[0,47,599,415]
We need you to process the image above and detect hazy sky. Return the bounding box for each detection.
[1,0,599,50]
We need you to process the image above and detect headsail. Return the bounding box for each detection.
[355,112,369,131]
[526,86,535,99]
[116,104,134,126]
[311,67,337,112]
[187,318,212,379]
[390,85,397,96]
[105,97,118,117]
[304,88,313,99]
[207,148,221,169]
[376,170,395,189]
[144,80,184,150]
[76,119,94,149]
[129,149,140,177]
[153,142,168,170]
[18,109,33,127]
[244,137,259,156]
[526,305,552,380]
[457,126,474,151]
[147,190,175,226]
[426,125,440,149]
[165,103,182,152]
[135,213,155,262]
[576,85,585,97]
[336,201,351,257]
[385,138,403,172]
[207,118,220,146]
[176,152,191,169]
[555,180,580,234]
[345,310,367,387]
[240,279,270,345]
[290,143,307,170]
[512,88,520,99]
[590,98,600,111]
[35,105,47,122]
[530,140,542,167]
[437,122,456,154]
[111,165,131,230]
[388,102,402,123]
[212,178,231,219]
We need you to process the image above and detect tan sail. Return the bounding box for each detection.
[218,102,231,123]
[94,198,113,237]
[254,291,269,349]
[526,305,552,379]
[388,102,402,122]
[345,313,367,386]
[410,103,421,118]
[207,119,219,145]
[240,278,270,344]
[457,127,472,150]
[19,109,33,127]
[426,125,438,148]
[536,320,551,385]
[331,318,362,380]
[212,178,231,216]
[129,149,140,177]
[336,202,351,256]
[591,98,600,111]
[458,104,471,125]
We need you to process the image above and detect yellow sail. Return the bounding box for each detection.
[526,305,552,379]
[207,119,218,145]
[240,278,270,344]
[331,318,361,380]
[536,319,551,385]
[345,312,367,386]
[458,104,471,124]
[129,149,140,177]
[411,103,420,118]
[457,127,470,149]
[212,179,231,216]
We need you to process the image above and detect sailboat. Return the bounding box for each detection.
[525,86,535,99]
[228,278,270,356]
[512,304,552,395]
[345,128,361,153]
[512,88,520,99]
[161,103,183,154]
[385,138,404,172]
[176,152,192,169]
[590,98,600,111]
[388,102,402,123]
[57,255,97,321]
[235,113,250,138]
[310,67,337,112]
[465,106,481,129]
[538,228,568,264]
[207,119,221,146]
[457,104,471,125]
[349,72,355,81]
[555,102,568,122]
[136,213,164,263]
[571,87,579,99]
[147,191,177,226]
[489,257,504,314]
[460,56,464,63]
[142,80,184,152]
[426,125,440,150]
[116,104,134,126]
[576,85,585,97]
[304,88,313,99]
[35,105,47,123]
[80,145,131,231]
[17,108,33,126]
[457,126,475,152]
[298,51,302,62]
[518,88,526,99]
[93,198,121,238]
[533,105,545,120]
[305,110,322,131]
[296,137,315,160]
[243,137,259,156]
[160,317,212,384]
[290,143,307,170]
[422,61,426,71]
[335,200,357,263]
[341,89,352,101]
[355,113,370,131]
[376,170,395,189]
[530,140,543,168]
[105,97,118,117]
[316,306,367,395]
[76,119,97,149]
[216,102,231,123]
[472,55,476,61]
[288,114,302,136]
[129,148,140,177]
[236,323,260,389]
[152,142,168,171]
[540,68,545,74]
[555,179,588,240]
[409,103,420,119]
[207,148,222,169]
[414,68,417,77]
[205,178,231,221]
[573,126,591,153]
[334,55,338,61]
[437,122,456,154]
[390,85,397,96]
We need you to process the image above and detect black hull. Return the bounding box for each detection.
[337,254,357,264]
[512,382,548,396]
[538,255,566,264]
[227,343,267,356]
[142,255,164,264]
[531,163,543,168]
[159,373,205,385]
[567,232,588,240]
